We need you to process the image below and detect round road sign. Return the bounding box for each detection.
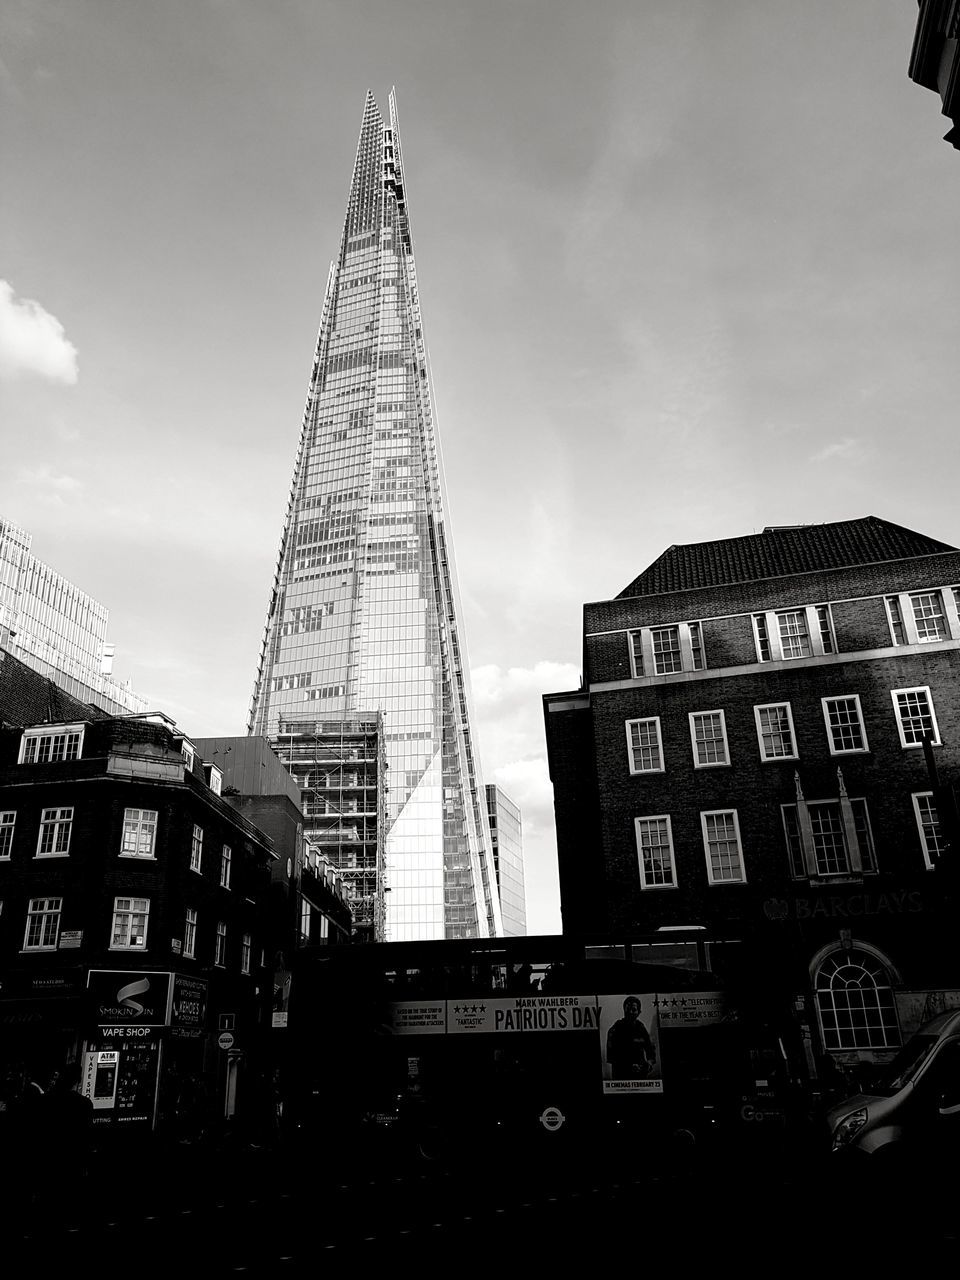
[539,1105,565,1132]
[218,1031,235,1051]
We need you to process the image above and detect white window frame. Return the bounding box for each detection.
[214,920,227,967]
[700,809,746,885]
[689,710,729,768]
[0,810,16,860]
[300,897,312,941]
[912,792,943,871]
[627,622,706,678]
[781,798,877,879]
[220,844,232,890]
[815,604,836,654]
[909,591,949,643]
[184,907,197,959]
[753,607,835,662]
[36,807,74,858]
[627,630,645,678]
[885,595,907,645]
[688,620,706,671]
[241,932,252,976]
[776,609,812,660]
[821,695,869,756]
[110,896,150,950]
[19,724,85,764]
[886,590,960,646]
[178,739,196,771]
[754,703,798,761]
[891,686,940,749]
[23,896,62,951]
[651,625,683,675]
[120,808,158,859]
[634,815,678,890]
[625,717,665,775]
[190,824,203,873]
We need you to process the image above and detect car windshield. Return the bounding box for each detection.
[871,1036,937,1095]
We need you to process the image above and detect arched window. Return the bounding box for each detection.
[814,947,901,1051]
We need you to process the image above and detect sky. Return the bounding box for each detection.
[2,1,959,935]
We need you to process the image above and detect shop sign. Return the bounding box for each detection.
[87,970,172,1026]
[171,974,207,1030]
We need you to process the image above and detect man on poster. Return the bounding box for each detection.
[605,995,656,1080]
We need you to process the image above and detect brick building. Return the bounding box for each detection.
[0,652,279,1136]
[544,517,960,1078]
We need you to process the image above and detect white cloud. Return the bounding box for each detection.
[0,279,79,383]
[491,757,554,837]
[810,436,861,463]
[471,659,580,772]
[15,466,83,505]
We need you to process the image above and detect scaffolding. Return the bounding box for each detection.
[273,714,386,942]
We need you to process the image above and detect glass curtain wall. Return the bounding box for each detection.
[249,91,501,942]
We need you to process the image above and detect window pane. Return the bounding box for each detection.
[886,596,906,644]
[809,804,849,875]
[703,812,743,882]
[815,950,900,1050]
[635,818,674,887]
[778,611,811,659]
[692,712,727,765]
[825,697,866,752]
[628,720,662,772]
[651,627,682,675]
[911,592,947,642]
[758,705,794,759]
[895,689,934,744]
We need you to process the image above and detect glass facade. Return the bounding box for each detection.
[249,91,502,942]
[485,785,526,936]
[0,515,147,714]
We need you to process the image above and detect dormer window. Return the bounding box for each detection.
[177,739,195,771]
[19,724,85,764]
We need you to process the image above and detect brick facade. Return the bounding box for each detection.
[545,520,960,1071]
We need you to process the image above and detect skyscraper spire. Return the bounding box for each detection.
[249,92,503,942]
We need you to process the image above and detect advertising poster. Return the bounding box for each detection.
[447,994,602,1035]
[390,1001,447,1035]
[597,994,663,1094]
[656,991,726,1028]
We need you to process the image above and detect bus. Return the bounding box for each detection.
[283,931,802,1168]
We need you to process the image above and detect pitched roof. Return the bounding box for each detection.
[617,517,958,598]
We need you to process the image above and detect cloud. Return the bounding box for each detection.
[809,437,862,463]
[471,659,581,773]
[16,466,83,503]
[491,757,554,837]
[0,279,79,383]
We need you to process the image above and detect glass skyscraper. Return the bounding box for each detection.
[249,90,502,942]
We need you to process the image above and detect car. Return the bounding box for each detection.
[826,1007,960,1208]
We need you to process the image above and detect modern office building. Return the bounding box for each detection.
[485,785,526,936]
[0,514,148,716]
[909,0,960,150]
[544,517,960,1077]
[248,90,502,942]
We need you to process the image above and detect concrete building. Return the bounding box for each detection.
[0,514,148,716]
[246,91,502,942]
[485,785,526,936]
[544,517,960,1079]
[194,735,353,957]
